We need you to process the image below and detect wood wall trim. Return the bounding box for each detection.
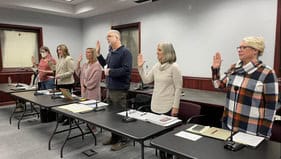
[274,0,281,77]
[182,76,223,92]
[130,68,224,92]
[0,101,15,106]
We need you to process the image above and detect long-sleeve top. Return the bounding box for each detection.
[212,60,279,138]
[97,45,132,90]
[38,55,56,81]
[138,62,182,114]
[56,56,75,85]
[75,61,102,100]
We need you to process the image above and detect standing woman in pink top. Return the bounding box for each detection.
[75,47,102,100]
[32,46,56,90]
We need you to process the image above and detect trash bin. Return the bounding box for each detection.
[40,108,56,123]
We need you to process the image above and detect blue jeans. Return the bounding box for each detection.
[39,78,55,90]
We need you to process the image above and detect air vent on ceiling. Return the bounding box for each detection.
[134,0,159,4]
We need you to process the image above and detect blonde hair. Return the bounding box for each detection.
[86,48,98,63]
[243,36,265,56]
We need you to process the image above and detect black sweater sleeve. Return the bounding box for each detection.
[97,54,107,68]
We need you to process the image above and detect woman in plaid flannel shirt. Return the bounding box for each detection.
[211,36,279,138]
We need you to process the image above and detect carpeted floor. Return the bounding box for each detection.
[0,105,158,159]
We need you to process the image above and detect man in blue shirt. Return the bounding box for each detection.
[96,30,132,151]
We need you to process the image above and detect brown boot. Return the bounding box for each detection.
[111,141,129,151]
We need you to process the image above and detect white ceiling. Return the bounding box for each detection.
[0,0,155,18]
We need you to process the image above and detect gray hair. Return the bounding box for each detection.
[108,29,121,40]
[158,42,177,64]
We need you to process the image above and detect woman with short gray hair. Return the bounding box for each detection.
[138,42,182,159]
[138,42,182,116]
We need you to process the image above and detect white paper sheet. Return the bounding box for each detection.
[175,131,202,141]
[233,132,264,147]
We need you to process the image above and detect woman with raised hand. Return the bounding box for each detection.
[31,46,56,90]
[211,36,279,138]
[75,46,102,100]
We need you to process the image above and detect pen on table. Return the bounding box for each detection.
[211,130,218,134]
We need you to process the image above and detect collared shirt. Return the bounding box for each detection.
[212,60,279,138]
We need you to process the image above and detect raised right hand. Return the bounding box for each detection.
[78,53,83,63]
[212,52,222,68]
[31,56,36,65]
[137,53,144,68]
[96,40,101,56]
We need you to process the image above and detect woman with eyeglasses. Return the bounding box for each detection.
[211,36,279,138]
[31,46,56,90]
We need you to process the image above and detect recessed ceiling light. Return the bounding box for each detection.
[65,0,74,2]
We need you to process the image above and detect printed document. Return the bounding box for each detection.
[118,110,181,126]
[233,132,264,147]
[175,131,202,141]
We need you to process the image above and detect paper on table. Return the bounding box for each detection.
[201,127,231,141]
[117,110,181,126]
[175,131,202,141]
[186,124,231,141]
[59,103,93,113]
[79,100,98,105]
[233,132,264,147]
[82,102,109,108]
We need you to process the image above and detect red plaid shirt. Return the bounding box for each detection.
[212,60,279,138]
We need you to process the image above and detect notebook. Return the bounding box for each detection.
[186,124,231,141]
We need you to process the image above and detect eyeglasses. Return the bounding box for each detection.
[236,46,256,51]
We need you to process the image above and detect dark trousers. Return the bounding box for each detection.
[107,89,128,142]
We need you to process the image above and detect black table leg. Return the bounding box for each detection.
[86,124,97,145]
[17,103,27,129]
[60,117,73,158]
[74,119,84,140]
[141,140,144,159]
[49,113,59,150]
[9,101,19,124]
[30,103,40,118]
